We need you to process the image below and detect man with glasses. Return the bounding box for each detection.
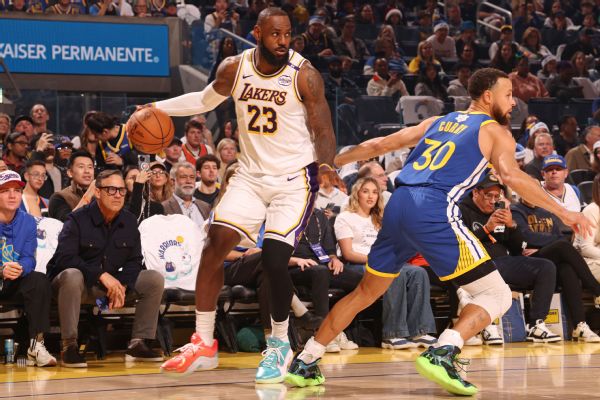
[21,160,49,217]
[4,131,30,173]
[48,151,96,222]
[162,162,210,227]
[47,169,164,368]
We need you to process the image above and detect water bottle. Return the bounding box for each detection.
[4,339,14,364]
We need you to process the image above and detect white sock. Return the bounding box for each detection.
[270,317,289,342]
[195,310,216,346]
[291,295,308,318]
[298,337,326,364]
[436,329,464,349]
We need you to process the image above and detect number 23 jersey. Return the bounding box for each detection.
[231,48,317,175]
[397,111,497,194]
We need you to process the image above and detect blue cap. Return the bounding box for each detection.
[461,21,475,32]
[515,143,526,160]
[542,155,567,170]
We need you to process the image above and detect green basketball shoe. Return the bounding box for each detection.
[285,355,325,387]
[415,345,478,396]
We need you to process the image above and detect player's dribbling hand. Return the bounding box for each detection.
[562,211,595,238]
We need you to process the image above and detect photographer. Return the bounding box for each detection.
[204,0,240,36]
[459,174,560,343]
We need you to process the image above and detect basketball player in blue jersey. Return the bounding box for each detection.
[287,68,594,395]
[136,8,337,383]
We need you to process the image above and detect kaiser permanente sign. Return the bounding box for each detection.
[0,18,170,77]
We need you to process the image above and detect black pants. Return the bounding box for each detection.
[0,272,51,338]
[494,255,556,325]
[533,240,600,324]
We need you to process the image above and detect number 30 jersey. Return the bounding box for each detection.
[230,48,317,175]
[397,111,497,194]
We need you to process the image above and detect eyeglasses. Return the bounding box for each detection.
[483,193,503,201]
[97,186,127,196]
[28,173,47,181]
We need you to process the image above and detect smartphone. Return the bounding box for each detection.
[138,154,151,171]
[494,201,505,210]
[325,202,335,210]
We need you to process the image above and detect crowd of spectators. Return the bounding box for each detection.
[1,0,600,366]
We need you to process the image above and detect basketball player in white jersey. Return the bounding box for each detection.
[146,8,337,382]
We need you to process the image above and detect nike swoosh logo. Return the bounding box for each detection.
[287,175,300,181]
[242,74,253,79]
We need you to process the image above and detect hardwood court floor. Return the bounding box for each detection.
[2,342,600,399]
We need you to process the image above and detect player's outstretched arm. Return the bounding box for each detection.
[482,122,594,237]
[334,116,437,167]
[297,62,337,167]
[152,56,241,117]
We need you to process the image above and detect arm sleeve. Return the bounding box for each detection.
[18,217,37,276]
[153,83,229,117]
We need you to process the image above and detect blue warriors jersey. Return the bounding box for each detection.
[397,111,497,194]
[99,124,132,161]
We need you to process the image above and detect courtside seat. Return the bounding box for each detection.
[570,169,596,186]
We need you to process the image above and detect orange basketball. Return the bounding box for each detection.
[127,107,175,155]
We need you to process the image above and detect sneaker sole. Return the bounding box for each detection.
[526,337,562,343]
[160,355,219,377]
[125,355,164,362]
[413,341,438,348]
[483,339,504,345]
[382,342,416,350]
[572,336,600,343]
[61,361,88,368]
[26,357,57,367]
[255,348,293,384]
[284,372,325,388]
[414,356,478,396]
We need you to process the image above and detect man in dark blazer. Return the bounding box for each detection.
[47,169,164,368]
[162,161,211,226]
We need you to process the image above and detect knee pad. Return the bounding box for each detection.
[460,270,512,321]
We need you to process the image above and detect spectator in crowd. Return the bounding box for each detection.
[512,197,600,342]
[581,12,599,31]
[546,61,583,102]
[333,16,369,61]
[289,207,362,352]
[334,177,383,275]
[524,131,554,180]
[4,131,29,173]
[592,142,600,175]
[519,27,552,61]
[0,170,56,367]
[190,115,215,153]
[377,24,402,55]
[446,4,463,36]
[415,10,433,41]
[366,58,409,99]
[384,7,404,27]
[6,0,28,12]
[447,64,472,97]
[565,125,600,171]
[132,0,151,16]
[0,113,10,144]
[204,0,240,36]
[537,55,558,81]
[575,175,600,282]
[162,137,182,173]
[380,260,438,350]
[573,0,596,25]
[28,135,66,199]
[208,37,238,84]
[162,162,210,227]
[562,28,599,61]
[48,169,165,367]
[216,138,238,179]
[21,160,49,217]
[218,120,239,148]
[45,0,79,14]
[460,174,560,344]
[124,166,164,224]
[147,161,172,203]
[490,42,519,74]
[356,161,393,203]
[89,0,119,15]
[363,36,408,76]
[355,3,375,25]
[48,151,95,222]
[291,34,306,53]
[86,112,137,170]
[408,41,442,74]
[0,160,8,172]
[509,56,549,103]
[181,120,212,165]
[488,24,519,60]
[540,155,581,213]
[544,1,573,29]
[571,51,599,82]
[244,0,267,21]
[553,115,579,157]
[457,42,482,70]
[455,21,478,56]
[315,165,347,218]
[194,155,220,207]
[516,143,527,170]
[301,16,334,60]
[415,63,449,102]
[13,115,35,141]
[426,22,457,59]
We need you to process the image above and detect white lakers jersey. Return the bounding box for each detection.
[231,48,317,175]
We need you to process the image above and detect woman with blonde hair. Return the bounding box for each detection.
[334,177,383,274]
[519,27,552,61]
[408,40,442,74]
[216,138,238,179]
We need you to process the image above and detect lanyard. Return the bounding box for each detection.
[304,213,321,245]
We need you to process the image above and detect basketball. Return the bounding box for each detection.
[127,107,175,155]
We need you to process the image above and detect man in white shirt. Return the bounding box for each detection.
[426,22,457,59]
[162,162,211,227]
[447,64,471,97]
[541,155,581,212]
[366,58,409,98]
